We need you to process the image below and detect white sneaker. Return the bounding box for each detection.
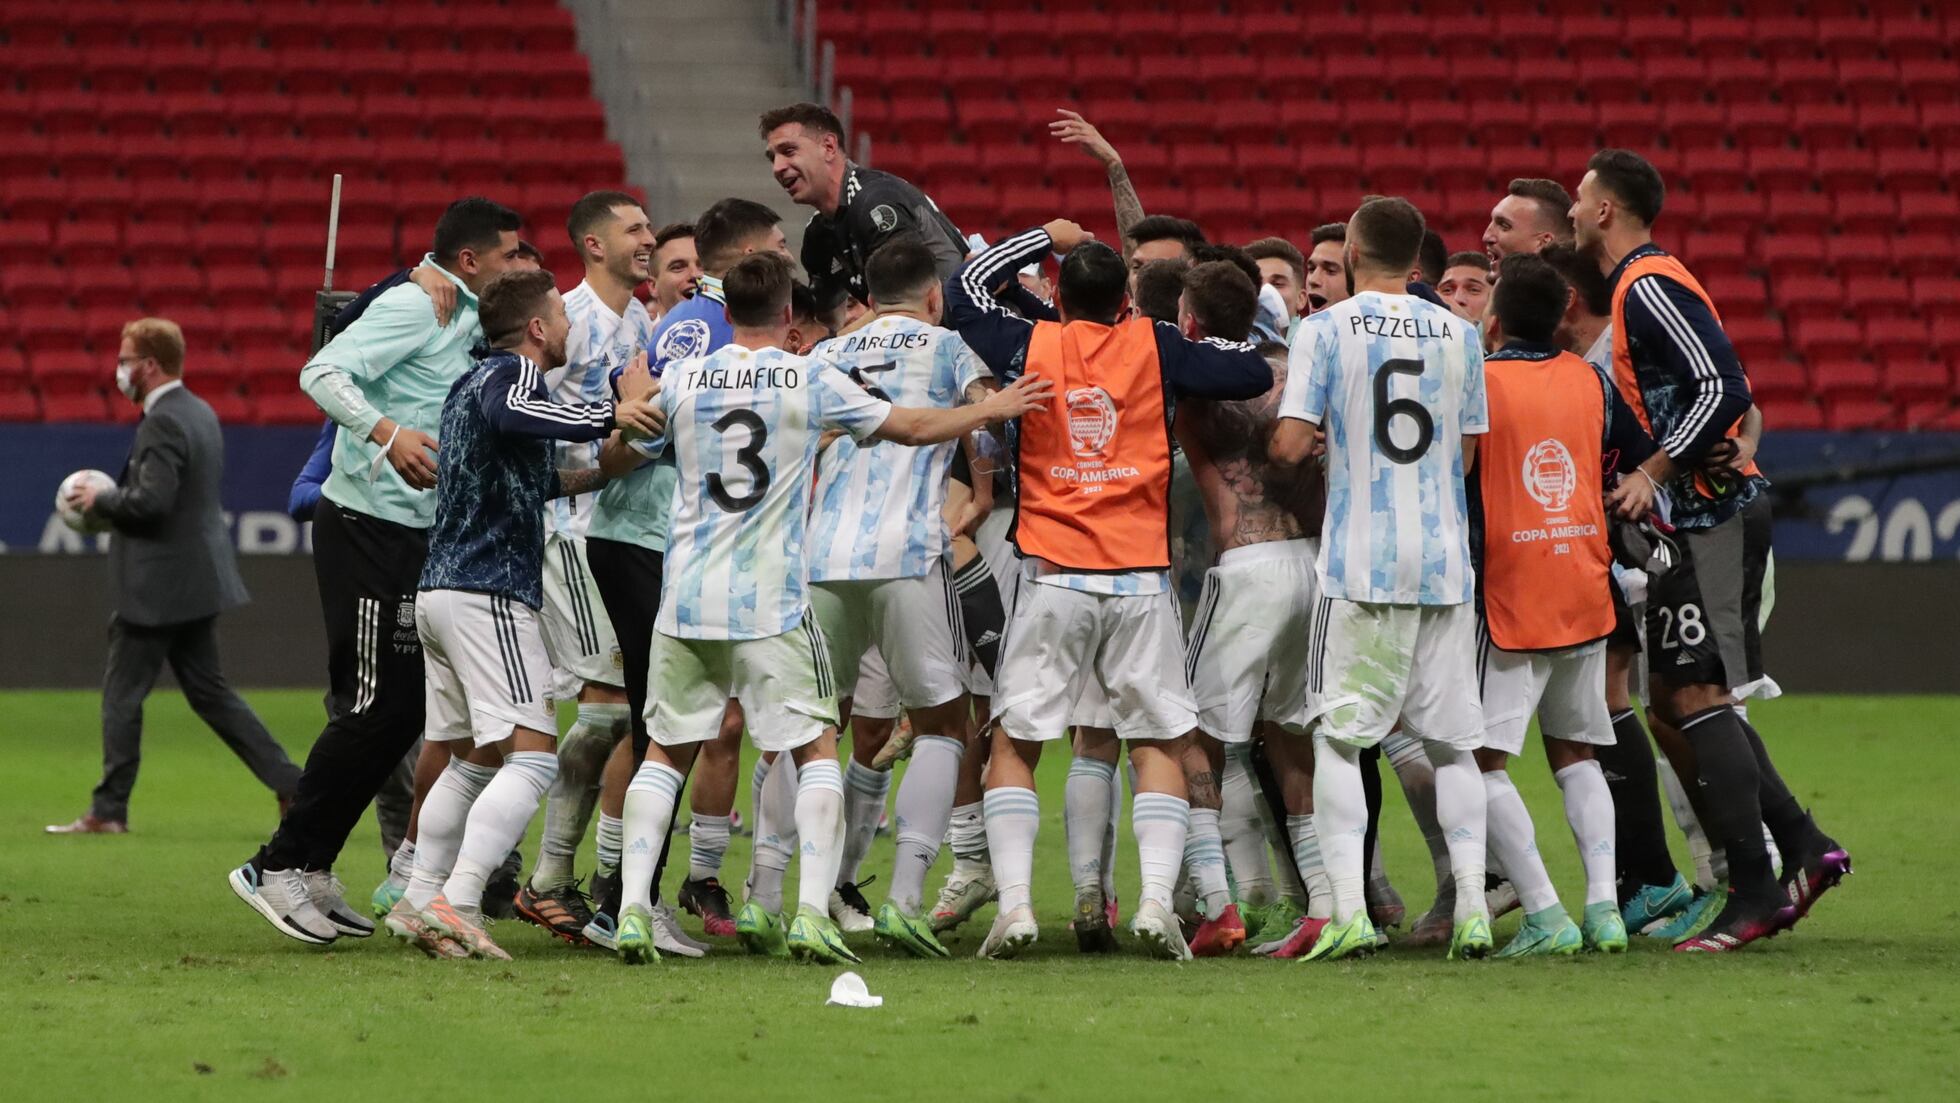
[229,864,338,945]
[930,863,997,933]
[302,870,375,937]
[649,903,708,958]
[830,883,876,933]
[1130,899,1193,961]
[977,904,1038,959]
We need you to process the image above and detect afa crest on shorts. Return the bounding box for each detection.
[656,319,713,364]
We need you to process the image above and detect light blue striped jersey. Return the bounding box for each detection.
[1281,291,1487,605]
[655,344,892,640]
[548,281,655,538]
[805,314,987,582]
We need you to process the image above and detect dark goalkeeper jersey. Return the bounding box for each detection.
[801,162,966,315]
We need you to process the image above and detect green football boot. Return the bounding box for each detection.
[1583,900,1629,953]
[874,901,951,959]
[616,903,660,965]
[787,905,862,965]
[736,901,791,959]
[1248,898,1304,944]
[1448,913,1494,960]
[370,876,406,921]
[1494,907,1583,959]
[1620,874,1693,934]
[1655,883,1727,944]
[1302,910,1379,962]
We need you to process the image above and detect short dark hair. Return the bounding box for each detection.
[758,102,845,143]
[865,235,939,305]
[1492,254,1569,345]
[790,280,822,328]
[1309,222,1347,248]
[1539,243,1612,317]
[1128,215,1206,256]
[1133,259,1187,324]
[1191,242,1261,290]
[1243,237,1305,285]
[433,197,522,265]
[722,251,795,328]
[567,189,643,257]
[694,197,782,275]
[479,269,560,346]
[1418,230,1448,284]
[1587,150,1665,227]
[1508,177,1576,241]
[1349,196,1426,275]
[1058,241,1131,324]
[515,239,543,262]
[1181,260,1258,343]
[653,222,694,252]
[1445,250,1492,274]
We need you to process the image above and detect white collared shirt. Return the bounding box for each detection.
[142,378,183,412]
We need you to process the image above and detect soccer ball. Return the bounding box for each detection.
[55,469,115,534]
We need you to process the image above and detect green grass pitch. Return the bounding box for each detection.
[3,690,1956,1100]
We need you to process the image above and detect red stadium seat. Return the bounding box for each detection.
[1746,360,1810,403]
[1815,148,1879,193]
[1826,234,1893,279]
[1773,57,1840,105]
[0,221,52,267]
[1833,191,1900,235]
[1900,58,1960,104]
[1823,397,1895,431]
[1771,276,1844,314]
[1846,276,1916,320]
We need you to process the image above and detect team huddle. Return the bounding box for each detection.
[226,102,1851,966]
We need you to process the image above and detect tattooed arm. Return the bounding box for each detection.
[1049,110,1145,259]
[552,467,609,499]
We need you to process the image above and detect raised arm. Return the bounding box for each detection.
[1049,110,1145,257]
[1154,322,1272,401]
[944,227,1052,378]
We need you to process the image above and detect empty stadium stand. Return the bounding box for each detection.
[0,0,632,424]
[818,0,1960,431]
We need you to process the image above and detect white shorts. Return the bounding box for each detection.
[539,533,624,694]
[1313,598,1483,750]
[994,574,1196,743]
[418,588,556,748]
[810,562,968,714]
[1069,676,1115,730]
[646,618,837,754]
[1478,636,1614,756]
[1187,540,1319,742]
[851,645,901,721]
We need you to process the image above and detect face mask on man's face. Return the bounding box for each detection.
[114,361,137,400]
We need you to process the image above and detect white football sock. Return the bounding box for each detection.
[1386,730,1453,899]
[1105,763,1127,899]
[1183,806,1231,916]
[532,703,624,891]
[983,786,1040,914]
[793,758,846,916]
[838,758,890,885]
[891,735,962,914]
[595,812,623,875]
[1064,757,1116,895]
[445,750,557,912]
[1286,813,1333,920]
[1482,769,1559,917]
[1312,737,1369,924]
[747,754,798,912]
[687,813,730,882]
[1219,744,1275,906]
[387,838,416,884]
[946,800,988,869]
[1132,792,1190,913]
[1427,742,1488,924]
[404,756,495,910]
[620,760,683,914]
[1555,759,1618,907]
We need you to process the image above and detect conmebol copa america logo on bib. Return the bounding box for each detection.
[1521,438,1578,512]
[1065,386,1118,463]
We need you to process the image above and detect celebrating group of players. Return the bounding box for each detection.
[225,100,1852,966]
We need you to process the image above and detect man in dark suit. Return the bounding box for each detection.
[46,318,301,834]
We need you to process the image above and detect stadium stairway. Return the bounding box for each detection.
[564,0,812,251]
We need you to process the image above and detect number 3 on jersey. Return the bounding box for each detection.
[708,408,770,512]
[1373,358,1435,465]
